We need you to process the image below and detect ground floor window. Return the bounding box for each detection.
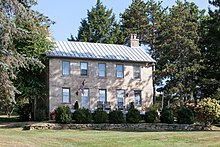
[99,89,106,103]
[134,90,142,106]
[62,88,70,103]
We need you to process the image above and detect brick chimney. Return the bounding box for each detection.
[129,33,139,48]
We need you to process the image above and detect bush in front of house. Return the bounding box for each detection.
[73,108,92,124]
[55,106,72,124]
[144,110,158,123]
[16,103,31,121]
[160,108,174,124]
[93,110,108,123]
[109,110,125,124]
[195,97,220,127]
[35,108,48,121]
[176,107,194,124]
[126,108,140,124]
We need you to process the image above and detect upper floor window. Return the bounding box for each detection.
[80,62,88,76]
[134,90,142,106]
[99,89,106,103]
[98,63,106,77]
[62,61,70,75]
[133,65,141,78]
[116,64,124,78]
[62,88,70,103]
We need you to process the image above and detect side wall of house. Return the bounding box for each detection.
[49,58,153,112]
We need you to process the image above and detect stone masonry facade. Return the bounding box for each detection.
[49,58,153,112]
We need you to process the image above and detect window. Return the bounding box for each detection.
[134,90,142,106]
[98,63,106,77]
[116,64,123,78]
[80,62,88,76]
[99,89,106,103]
[62,88,70,103]
[81,89,89,109]
[62,61,70,75]
[117,89,125,104]
[133,65,141,78]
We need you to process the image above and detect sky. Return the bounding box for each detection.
[34,0,211,41]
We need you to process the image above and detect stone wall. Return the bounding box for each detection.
[49,58,154,112]
[24,123,208,131]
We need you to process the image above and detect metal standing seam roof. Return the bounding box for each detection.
[47,41,156,63]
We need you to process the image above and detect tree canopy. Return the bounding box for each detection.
[69,0,124,44]
[0,0,54,113]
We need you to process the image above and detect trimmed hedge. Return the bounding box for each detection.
[93,110,108,123]
[73,108,92,124]
[126,109,140,124]
[144,110,158,123]
[109,110,125,124]
[160,108,174,124]
[176,107,194,124]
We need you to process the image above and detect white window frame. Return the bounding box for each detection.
[99,89,107,103]
[116,64,124,78]
[133,65,141,79]
[134,90,142,106]
[62,61,70,76]
[80,62,88,76]
[116,89,125,104]
[98,63,106,77]
[62,88,70,103]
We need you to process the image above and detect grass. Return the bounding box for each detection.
[0,128,220,147]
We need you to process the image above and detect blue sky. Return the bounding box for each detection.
[34,0,211,41]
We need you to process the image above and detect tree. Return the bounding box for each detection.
[199,0,220,98]
[69,0,124,44]
[195,98,220,127]
[154,0,203,102]
[120,0,149,44]
[0,0,54,115]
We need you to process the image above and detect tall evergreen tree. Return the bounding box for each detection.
[0,0,53,114]
[69,0,124,44]
[199,0,220,97]
[155,0,202,101]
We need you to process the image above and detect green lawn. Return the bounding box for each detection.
[0,128,220,147]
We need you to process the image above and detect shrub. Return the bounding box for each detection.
[55,106,72,124]
[93,110,108,123]
[195,98,220,127]
[109,110,125,124]
[144,110,158,123]
[73,108,92,124]
[35,108,48,121]
[16,103,31,121]
[160,108,174,124]
[176,107,194,124]
[126,109,140,124]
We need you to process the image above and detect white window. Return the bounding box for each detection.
[116,64,123,78]
[99,89,106,103]
[98,63,106,77]
[134,90,142,106]
[62,61,70,75]
[133,65,141,78]
[117,89,125,104]
[81,89,89,109]
[62,88,70,103]
[80,62,88,76]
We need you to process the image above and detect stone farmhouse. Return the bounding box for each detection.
[47,35,156,113]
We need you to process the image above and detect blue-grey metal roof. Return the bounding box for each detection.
[47,41,156,63]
